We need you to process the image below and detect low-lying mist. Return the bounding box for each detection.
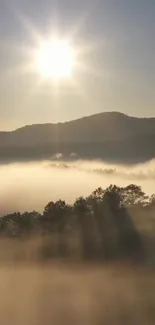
[1,264,155,325]
[1,159,155,215]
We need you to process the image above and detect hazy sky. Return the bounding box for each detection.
[0,0,155,130]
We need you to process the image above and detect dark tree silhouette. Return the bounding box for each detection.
[121,185,148,207]
[74,197,94,259]
[43,200,71,257]
[149,194,155,208]
[0,184,153,263]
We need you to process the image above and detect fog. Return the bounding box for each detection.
[1,264,155,325]
[1,159,155,215]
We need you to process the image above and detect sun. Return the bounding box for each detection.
[36,39,76,80]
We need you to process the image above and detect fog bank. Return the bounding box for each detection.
[0,159,155,215]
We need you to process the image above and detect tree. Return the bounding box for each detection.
[0,213,21,237]
[19,211,41,236]
[103,185,144,260]
[149,194,155,208]
[122,184,148,207]
[43,200,70,231]
[87,187,114,260]
[74,196,98,259]
[43,200,71,257]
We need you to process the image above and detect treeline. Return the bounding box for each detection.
[1,184,155,262]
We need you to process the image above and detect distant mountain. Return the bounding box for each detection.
[0,112,155,164]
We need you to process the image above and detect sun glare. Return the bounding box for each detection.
[36,40,76,80]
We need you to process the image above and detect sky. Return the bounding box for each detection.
[0,0,155,130]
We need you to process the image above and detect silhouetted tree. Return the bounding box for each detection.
[87,187,114,260]
[74,196,98,260]
[43,200,71,257]
[121,184,148,207]
[149,194,155,208]
[0,212,21,237]
[0,184,153,263]
[19,211,41,236]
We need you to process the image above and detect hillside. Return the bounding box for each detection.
[0,112,155,163]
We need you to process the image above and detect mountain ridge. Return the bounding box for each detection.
[0,111,155,164]
[9,111,155,132]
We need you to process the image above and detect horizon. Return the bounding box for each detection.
[1,110,155,132]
